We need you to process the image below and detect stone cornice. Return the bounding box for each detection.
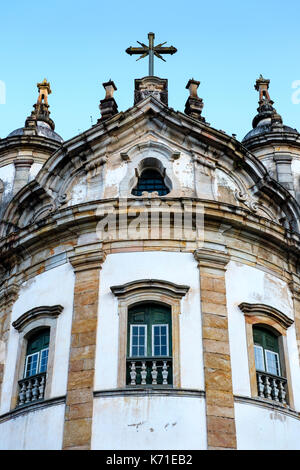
[288,280,300,300]
[68,249,106,272]
[0,199,300,272]
[194,248,230,270]
[239,302,294,329]
[94,388,205,399]
[12,305,64,332]
[0,395,66,423]
[111,279,190,299]
[234,395,300,420]
[0,134,61,159]
[13,158,34,168]
[243,130,300,152]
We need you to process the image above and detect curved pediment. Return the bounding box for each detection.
[0,96,300,238]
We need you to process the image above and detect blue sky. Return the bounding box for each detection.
[0,0,299,142]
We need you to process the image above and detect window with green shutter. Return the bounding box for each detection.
[24,329,50,378]
[253,326,281,376]
[127,303,173,386]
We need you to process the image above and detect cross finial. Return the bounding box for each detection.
[126,32,177,76]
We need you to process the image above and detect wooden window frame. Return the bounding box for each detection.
[24,346,49,378]
[239,302,294,408]
[129,324,147,357]
[152,323,169,357]
[11,305,63,409]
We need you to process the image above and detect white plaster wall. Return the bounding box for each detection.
[0,404,65,450]
[215,169,238,193]
[1,263,75,414]
[173,154,194,189]
[106,162,127,188]
[226,261,300,411]
[95,251,203,391]
[92,396,206,450]
[68,176,88,205]
[235,402,300,450]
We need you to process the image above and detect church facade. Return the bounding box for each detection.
[0,70,300,450]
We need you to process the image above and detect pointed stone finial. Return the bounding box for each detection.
[99,80,118,121]
[252,75,282,129]
[37,78,52,105]
[103,80,117,99]
[24,78,55,133]
[254,75,273,106]
[184,79,205,121]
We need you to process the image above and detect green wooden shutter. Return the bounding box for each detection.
[27,329,50,355]
[253,326,279,353]
[128,303,172,357]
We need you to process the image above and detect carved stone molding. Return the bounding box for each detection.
[193,154,215,175]
[193,248,229,271]
[110,279,190,300]
[288,280,300,300]
[171,152,180,161]
[120,152,130,162]
[12,305,64,332]
[85,156,107,173]
[0,283,19,309]
[68,249,106,273]
[234,189,258,213]
[13,158,34,169]
[0,395,66,423]
[239,302,294,329]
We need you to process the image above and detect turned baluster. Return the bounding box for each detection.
[19,382,26,405]
[39,375,45,399]
[257,373,265,398]
[25,379,33,403]
[140,361,147,385]
[271,378,279,402]
[279,380,287,405]
[264,375,272,399]
[151,361,158,385]
[32,378,39,401]
[162,361,169,385]
[257,374,265,398]
[130,362,137,386]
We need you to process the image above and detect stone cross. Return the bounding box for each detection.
[126,32,177,76]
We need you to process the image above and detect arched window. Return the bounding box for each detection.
[252,325,287,404]
[128,303,171,358]
[239,302,293,406]
[132,169,169,196]
[253,326,281,376]
[24,329,50,378]
[12,305,63,409]
[16,328,50,407]
[127,303,172,385]
[111,279,189,388]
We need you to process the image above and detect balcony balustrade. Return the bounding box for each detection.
[126,357,172,386]
[17,372,46,407]
[256,371,287,405]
